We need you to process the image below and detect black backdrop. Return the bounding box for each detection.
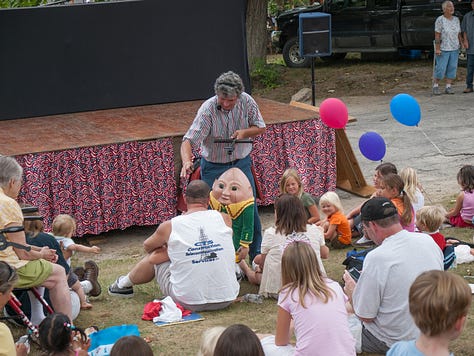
[0,0,250,120]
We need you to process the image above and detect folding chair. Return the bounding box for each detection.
[0,225,54,338]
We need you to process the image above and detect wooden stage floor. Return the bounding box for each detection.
[0,97,319,156]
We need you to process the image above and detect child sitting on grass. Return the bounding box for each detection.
[259,238,355,355]
[400,167,425,218]
[279,168,320,224]
[349,162,398,246]
[317,191,351,249]
[214,324,264,356]
[446,164,474,228]
[416,205,460,270]
[416,205,447,251]
[110,335,153,356]
[238,194,328,298]
[38,313,90,356]
[380,173,415,232]
[52,214,101,309]
[387,270,471,356]
[198,326,226,356]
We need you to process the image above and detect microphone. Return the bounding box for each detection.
[217,105,222,111]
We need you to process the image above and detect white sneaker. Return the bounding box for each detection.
[354,236,375,247]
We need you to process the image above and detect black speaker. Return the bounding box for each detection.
[299,13,331,57]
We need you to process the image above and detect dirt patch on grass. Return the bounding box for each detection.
[253,54,466,103]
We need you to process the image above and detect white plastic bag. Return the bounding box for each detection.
[153,296,182,323]
[348,313,362,354]
[454,245,474,265]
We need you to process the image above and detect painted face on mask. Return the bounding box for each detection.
[212,168,253,205]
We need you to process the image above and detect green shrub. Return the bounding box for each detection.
[250,59,281,89]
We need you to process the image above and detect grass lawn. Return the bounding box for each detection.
[6,197,474,355]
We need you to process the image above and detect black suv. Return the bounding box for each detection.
[271,0,471,67]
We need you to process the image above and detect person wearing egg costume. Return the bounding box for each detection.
[209,167,254,263]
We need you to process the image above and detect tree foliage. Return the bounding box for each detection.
[268,0,315,16]
[0,0,46,7]
[0,0,110,7]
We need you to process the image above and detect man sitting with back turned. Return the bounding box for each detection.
[343,197,443,354]
[109,180,239,311]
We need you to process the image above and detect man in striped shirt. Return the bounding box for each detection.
[180,71,266,260]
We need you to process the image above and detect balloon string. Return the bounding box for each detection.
[417,126,444,156]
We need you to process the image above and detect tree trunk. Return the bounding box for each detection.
[246,0,268,71]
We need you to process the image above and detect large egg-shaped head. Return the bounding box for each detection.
[212,168,253,205]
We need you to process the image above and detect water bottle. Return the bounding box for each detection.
[241,293,263,304]
[450,256,457,269]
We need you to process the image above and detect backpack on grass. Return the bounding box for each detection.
[342,247,375,282]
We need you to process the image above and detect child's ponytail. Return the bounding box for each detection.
[400,190,413,227]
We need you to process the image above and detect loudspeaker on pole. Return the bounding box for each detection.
[299,13,331,57]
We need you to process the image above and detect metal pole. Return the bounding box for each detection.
[311,57,316,106]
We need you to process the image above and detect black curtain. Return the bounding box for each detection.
[0,0,249,120]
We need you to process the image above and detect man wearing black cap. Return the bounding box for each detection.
[343,197,443,354]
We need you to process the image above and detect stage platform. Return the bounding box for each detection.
[0,98,336,237]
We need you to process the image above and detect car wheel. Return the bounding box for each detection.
[282,37,312,68]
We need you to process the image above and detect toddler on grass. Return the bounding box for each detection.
[279,168,320,224]
[52,214,101,309]
[317,191,351,249]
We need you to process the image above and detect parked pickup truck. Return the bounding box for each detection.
[271,0,472,67]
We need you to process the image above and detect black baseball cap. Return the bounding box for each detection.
[361,197,398,222]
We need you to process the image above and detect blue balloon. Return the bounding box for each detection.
[390,93,421,126]
[359,132,386,161]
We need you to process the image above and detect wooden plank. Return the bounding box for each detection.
[289,101,375,198]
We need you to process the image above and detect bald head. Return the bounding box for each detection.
[185,180,211,204]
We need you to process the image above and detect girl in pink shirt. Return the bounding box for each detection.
[260,237,355,356]
[446,165,474,228]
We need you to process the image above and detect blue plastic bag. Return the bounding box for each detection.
[88,324,140,356]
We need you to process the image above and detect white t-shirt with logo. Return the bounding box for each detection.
[168,210,239,305]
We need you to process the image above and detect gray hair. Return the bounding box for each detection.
[442,1,452,10]
[214,71,244,98]
[0,156,23,188]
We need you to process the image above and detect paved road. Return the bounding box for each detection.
[332,90,474,206]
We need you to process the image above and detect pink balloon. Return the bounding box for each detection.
[319,98,348,129]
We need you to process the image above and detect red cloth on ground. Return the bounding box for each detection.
[176,303,192,317]
[449,214,474,228]
[142,301,162,320]
[141,300,192,320]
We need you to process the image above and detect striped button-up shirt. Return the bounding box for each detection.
[184,92,266,163]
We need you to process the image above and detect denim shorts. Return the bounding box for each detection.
[434,50,459,80]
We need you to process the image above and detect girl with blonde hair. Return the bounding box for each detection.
[260,239,355,355]
[400,167,425,216]
[279,168,320,224]
[317,191,351,249]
